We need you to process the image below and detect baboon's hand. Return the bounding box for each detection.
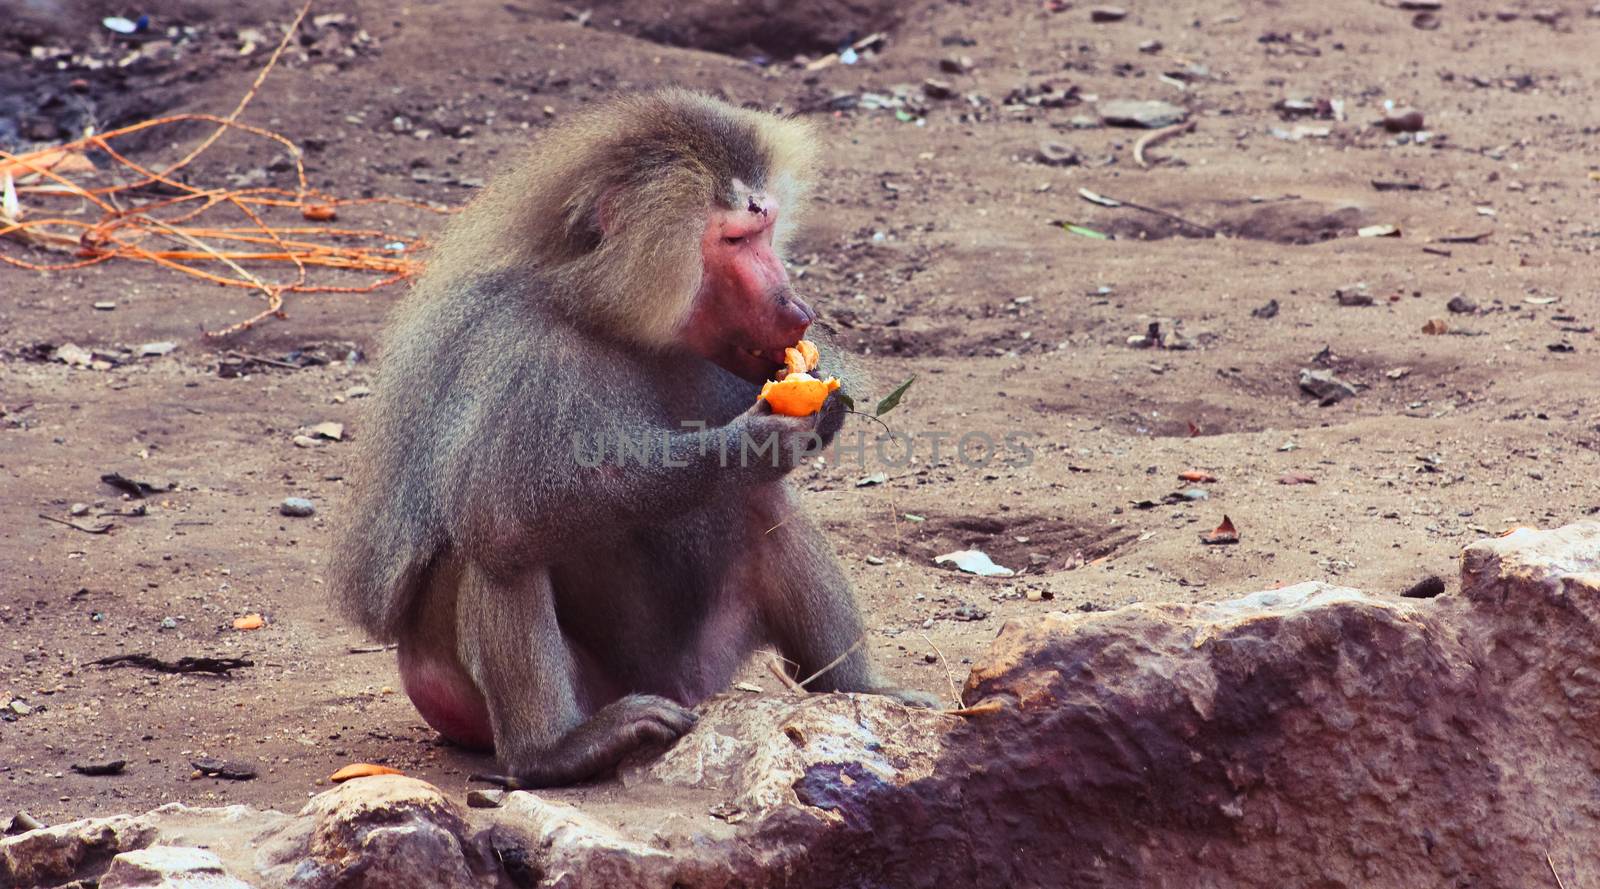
[734,396,842,475]
[478,694,699,790]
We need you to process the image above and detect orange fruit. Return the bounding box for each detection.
[783,340,821,377]
[759,372,840,417]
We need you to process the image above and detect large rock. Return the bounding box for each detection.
[100,846,254,888]
[255,775,497,889]
[6,523,1599,888]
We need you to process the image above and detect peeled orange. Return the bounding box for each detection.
[759,372,840,417]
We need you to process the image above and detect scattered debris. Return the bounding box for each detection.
[1036,141,1081,166]
[71,759,127,776]
[1299,368,1358,405]
[1400,575,1446,598]
[100,472,173,498]
[280,497,316,517]
[1381,107,1426,132]
[232,613,267,631]
[1334,287,1376,306]
[934,550,1016,577]
[1098,99,1188,129]
[303,421,345,441]
[1200,515,1240,545]
[1134,119,1197,167]
[91,653,254,675]
[38,513,113,534]
[192,757,259,781]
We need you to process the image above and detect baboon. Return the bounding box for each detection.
[333,89,935,788]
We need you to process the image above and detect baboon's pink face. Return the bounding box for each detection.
[680,189,815,384]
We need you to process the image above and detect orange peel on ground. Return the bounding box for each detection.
[329,763,405,783]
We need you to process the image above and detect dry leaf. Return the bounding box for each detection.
[1201,515,1240,545]
[232,613,266,631]
[1421,318,1449,335]
[329,763,404,783]
[301,204,338,222]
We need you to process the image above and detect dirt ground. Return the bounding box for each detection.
[3,0,1599,825]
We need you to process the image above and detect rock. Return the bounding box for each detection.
[279,497,316,518]
[1,814,156,888]
[1298,368,1358,404]
[1447,293,1478,313]
[1382,106,1426,132]
[13,525,1600,887]
[1089,5,1127,21]
[938,55,972,74]
[1035,140,1080,166]
[189,758,257,781]
[922,78,956,100]
[256,776,495,889]
[139,342,177,357]
[1098,99,1187,128]
[101,846,253,888]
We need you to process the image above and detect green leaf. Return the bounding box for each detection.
[875,376,916,416]
[837,390,856,412]
[1060,222,1110,240]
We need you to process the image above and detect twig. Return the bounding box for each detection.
[90,653,253,675]
[224,350,301,369]
[1134,119,1197,168]
[1546,851,1568,889]
[1119,196,1216,236]
[796,634,867,689]
[348,644,397,654]
[39,513,112,534]
[918,631,964,709]
[145,216,275,304]
[767,652,806,693]
[941,699,1005,717]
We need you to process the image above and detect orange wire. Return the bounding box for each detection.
[0,0,452,337]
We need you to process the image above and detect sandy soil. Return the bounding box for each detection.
[3,0,1599,824]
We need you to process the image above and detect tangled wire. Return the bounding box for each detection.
[0,1,450,336]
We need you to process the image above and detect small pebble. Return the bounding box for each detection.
[69,503,89,516]
[467,789,506,808]
[1090,5,1128,21]
[92,301,116,311]
[280,497,316,518]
